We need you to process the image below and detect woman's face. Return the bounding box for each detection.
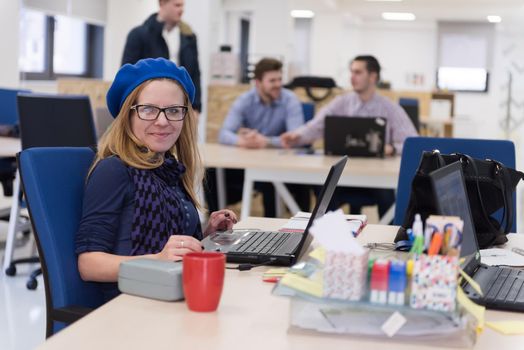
[131,80,186,153]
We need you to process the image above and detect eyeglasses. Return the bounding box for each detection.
[131,104,188,121]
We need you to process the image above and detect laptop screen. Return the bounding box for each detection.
[430,161,481,273]
[324,116,387,158]
[304,155,348,235]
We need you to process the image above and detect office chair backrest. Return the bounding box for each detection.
[17,93,97,150]
[394,137,517,231]
[301,102,315,123]
[18,147,103,336]
[0,87,31,126]
[399,97,420,132]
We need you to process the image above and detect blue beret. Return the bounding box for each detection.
[106,57,195,118]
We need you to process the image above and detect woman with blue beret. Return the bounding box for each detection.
[75,58,236,300]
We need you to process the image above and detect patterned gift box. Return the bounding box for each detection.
[410,254,458,312]
[323,249,369,301]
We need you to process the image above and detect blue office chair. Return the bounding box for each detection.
[0,88,30,197]
[18,147,104,337]
[301,102,315,123]
[399,97,420,132]
[4,93,98,290]
[394,137,517,232]
[0,88,35,285]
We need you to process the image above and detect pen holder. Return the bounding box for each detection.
[323,249,369,301]
[410,254,458,312]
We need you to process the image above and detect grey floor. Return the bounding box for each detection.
[0,193,46,350]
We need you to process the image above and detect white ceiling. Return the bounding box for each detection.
[291,0,524,22]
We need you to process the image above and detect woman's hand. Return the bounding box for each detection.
[156,235,202,261]
[204,209,238,237]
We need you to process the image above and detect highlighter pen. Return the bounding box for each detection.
[409,235,424,255]
[428,232,443,255]
[370,259,389,304]
[388,261,407,306]
[442,224,453,254]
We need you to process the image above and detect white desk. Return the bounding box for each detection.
[38,218,524,350]
[201,143,400,222]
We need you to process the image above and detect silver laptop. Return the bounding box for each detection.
[202,156,348,266]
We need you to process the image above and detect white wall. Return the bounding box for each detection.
[310,13,361,88]
[0,1,21,88]
[223,0,293,73]
[103,0,157,81]
[359,21,437,92]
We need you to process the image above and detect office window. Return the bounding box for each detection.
[19,8,104,80]
[19,9,47,73]
[437,22,494,93]
[53,15,88,75]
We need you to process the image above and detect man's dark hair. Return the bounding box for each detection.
[254,58,282,80]
[353,55,381,83]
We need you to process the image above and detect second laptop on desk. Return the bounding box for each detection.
[430,161,524,312]
[201,156,348,266]
[324,116,387,158]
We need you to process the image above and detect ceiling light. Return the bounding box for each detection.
[382,12,416,21]
[291,10,315,18]
[487,15,502,23]
[367,0,403,2]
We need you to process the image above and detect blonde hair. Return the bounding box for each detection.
[91,78,203,210]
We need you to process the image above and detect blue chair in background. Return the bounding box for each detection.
[399,97,420,132]
[301,102,315,123]
[18,147,104,337]
[0,88,36,286]
[394,137,517,232]
[0,88,30,197]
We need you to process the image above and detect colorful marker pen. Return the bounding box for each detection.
[370,259,389,304]
[388,261,407,306]
[428,232,443,255]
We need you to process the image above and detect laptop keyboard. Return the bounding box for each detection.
[231,231,291,255]
[484,267,524,303]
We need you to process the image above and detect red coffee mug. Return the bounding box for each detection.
[183,252,225,312]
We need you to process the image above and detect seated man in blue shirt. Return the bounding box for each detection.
[205,58,310,217]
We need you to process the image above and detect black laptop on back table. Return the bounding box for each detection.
[430,161,524,312]
[201,156,348,266]
[324,116,387,158]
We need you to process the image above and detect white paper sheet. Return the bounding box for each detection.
[309,209,365,255]
[480,248,524,267]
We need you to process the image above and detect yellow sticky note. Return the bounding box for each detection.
[457,287,485,333]
[280,272,323,297]
[309,247,325,263]
[486,321,524,335]
[459,269,484,296]
[264,268,288,276]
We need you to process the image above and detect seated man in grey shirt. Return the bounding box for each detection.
[205,58,309,217]
[281,55,418,217]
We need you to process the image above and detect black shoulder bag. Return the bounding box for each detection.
[395,151,524,249]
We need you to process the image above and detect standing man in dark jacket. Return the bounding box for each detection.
[121,0,202,111]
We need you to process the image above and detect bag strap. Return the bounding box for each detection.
[461,154,506,235]
[495,162,514,233]
[304,87,333,102]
